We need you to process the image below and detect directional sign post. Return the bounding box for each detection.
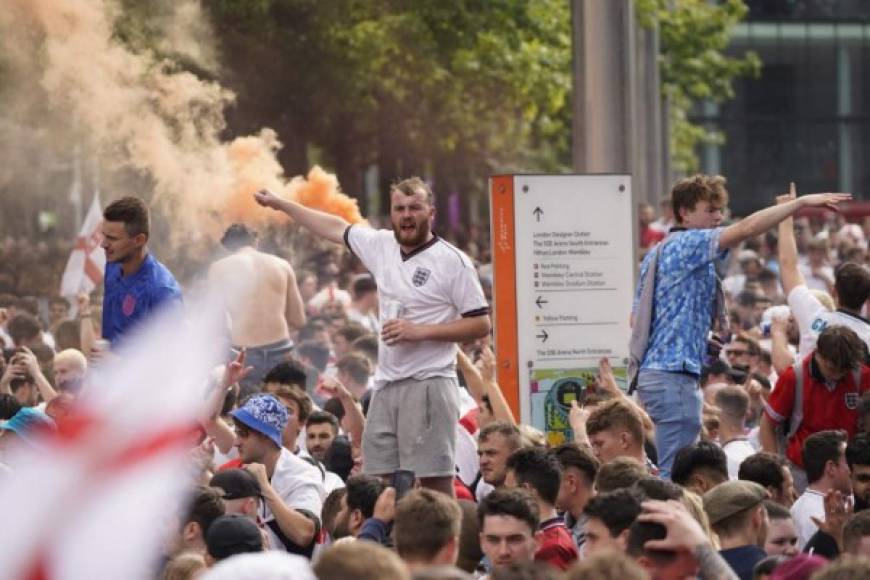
[490,174,635,445]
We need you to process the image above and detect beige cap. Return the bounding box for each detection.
[703,480,768,525]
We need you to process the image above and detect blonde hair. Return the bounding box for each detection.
[518,424,547,449]
[809,289,835,312]
[681,490,719,549]
[565,550,648,580]
[162,552,206,580]
[54,348,87,371]
[314,541,410,580]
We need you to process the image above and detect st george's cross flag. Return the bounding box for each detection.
[60,194,105,297]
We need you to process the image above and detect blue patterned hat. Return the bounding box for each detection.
[231,394,288,449]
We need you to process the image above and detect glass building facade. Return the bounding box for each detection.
[696,0,870,214]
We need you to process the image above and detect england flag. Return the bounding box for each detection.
[60,194,105,298]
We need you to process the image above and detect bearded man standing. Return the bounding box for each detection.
[254,178,490,497]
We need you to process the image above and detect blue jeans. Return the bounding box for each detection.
[636,369,702,479]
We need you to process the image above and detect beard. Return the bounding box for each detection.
[392,219,431,248]
[332,513,351,539]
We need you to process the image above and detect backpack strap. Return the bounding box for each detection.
[266,509,321,558]
[300,454,326,482]
[786,362,804,442]
[627,238,670,395]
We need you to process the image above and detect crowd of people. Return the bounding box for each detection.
[0,174,869,580]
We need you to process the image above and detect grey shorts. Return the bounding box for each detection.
[362,376,460,478]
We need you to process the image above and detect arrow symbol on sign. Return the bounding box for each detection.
[535,296,548,308]
[533,207,543,222]
[536,329,548,343]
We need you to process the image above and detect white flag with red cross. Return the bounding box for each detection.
[60,194,105,297]
[0,283,238,580]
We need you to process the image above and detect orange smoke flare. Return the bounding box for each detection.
[1,0,366,245]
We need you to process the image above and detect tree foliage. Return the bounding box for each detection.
[636,0,760,175]
[115,0,573,217]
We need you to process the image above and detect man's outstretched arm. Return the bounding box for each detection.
[777,184,808,297]
[719,191,850,250]
[254,190,351,244]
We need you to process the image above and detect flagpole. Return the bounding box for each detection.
[70,145,83,231]
[92,153,101,206]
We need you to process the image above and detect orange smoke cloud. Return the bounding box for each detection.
[286,166,365,225]
[223,132,364,232]
[0,0,365,246]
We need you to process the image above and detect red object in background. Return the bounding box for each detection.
[218,457,244,471]
[795,200,870,221]
[454,478,474,501]
[640,226,665,249]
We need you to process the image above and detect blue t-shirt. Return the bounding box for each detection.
[719,544,766,580]
[634,228,728,376]
[102,253,183,345]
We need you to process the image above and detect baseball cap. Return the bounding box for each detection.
[231,394,288,449]
[210,468,261,500]
[0,407,57,447]
[703,480,767,525]
[205,514,263,560]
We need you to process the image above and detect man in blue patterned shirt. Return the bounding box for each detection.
[633,175,849,478]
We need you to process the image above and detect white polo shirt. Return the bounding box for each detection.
[791,488,825,550]
[344,226,489,387]
[721,438,755,480]
[788,285,870,359]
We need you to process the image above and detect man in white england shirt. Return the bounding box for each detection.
[790,430,851,550]
[714,385,755,480]
[778,186,870,359]
[254,177,491,497]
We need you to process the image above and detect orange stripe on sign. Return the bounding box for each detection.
[490,176,519,422]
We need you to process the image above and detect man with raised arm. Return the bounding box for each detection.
[631,175,849,479]
[254,178,491,497]
[777,183,870,360]
[209,224,306,397]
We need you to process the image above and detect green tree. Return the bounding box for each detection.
[636,0,760,175]
[205,0,574,218]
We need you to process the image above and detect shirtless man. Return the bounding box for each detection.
[209,224,306,396]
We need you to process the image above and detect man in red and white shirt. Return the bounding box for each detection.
[505,448,578,570]
[760,325,870,492]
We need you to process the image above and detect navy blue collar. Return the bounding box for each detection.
[400,234,439,262]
